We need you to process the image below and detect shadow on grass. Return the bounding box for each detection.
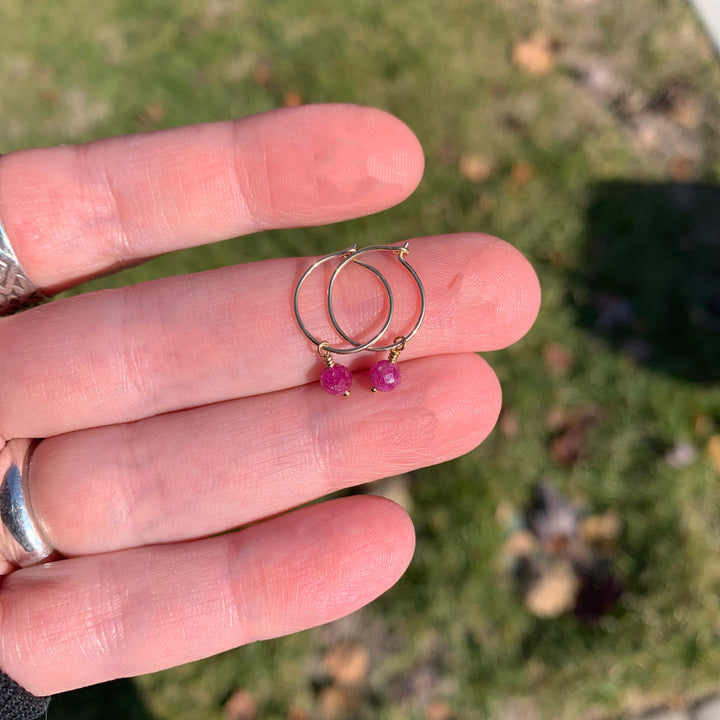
[49,679,153,720]
[573,181,720,382]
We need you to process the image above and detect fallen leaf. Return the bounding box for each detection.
[252,58,273,86]
[287,708,310,720]
[40,88,61,105]
[137,102,166,130]
[512,32,556,76]
[499,408,519,438]
[545,407,567,431]
[323,642,370,686]
[425,699,454,720]
[510,161,533,187]
[548,406,604,468]
[580,510,621,550]
[317,686,359,720]
[459,154,495,183]
[707,435,720,473]
[671,156,694,181]
[693,414,712,436]
[224,689,258,720]
[503,529,538,559]
[525,559,579,618]
[548,425,584,468]
[283,89,303,107]
[542,342,575,376]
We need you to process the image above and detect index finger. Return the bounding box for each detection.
[0,104,424,292]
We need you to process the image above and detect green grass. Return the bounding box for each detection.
[3,0,720,717]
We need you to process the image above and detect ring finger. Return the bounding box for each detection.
[29,351,500,557]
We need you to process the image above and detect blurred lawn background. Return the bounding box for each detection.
[3,0,720,718]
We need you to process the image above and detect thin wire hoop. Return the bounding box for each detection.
[328,243,425,352]
[293,245,395,355]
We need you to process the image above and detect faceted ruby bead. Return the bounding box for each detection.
[369,360,401,392]
[320,364,352,395]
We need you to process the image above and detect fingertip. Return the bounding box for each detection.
[419,352,502,458]
[490,237,541,347]
[355,105,425,199]
[428,233,540,351]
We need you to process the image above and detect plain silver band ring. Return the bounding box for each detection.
[0,438,54,567]
[0,216,46,316]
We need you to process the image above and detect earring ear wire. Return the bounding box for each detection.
[327,243,425,392]
[293,246,395,396]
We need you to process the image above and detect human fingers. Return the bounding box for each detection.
[0,496,414,696]
[0,233,540,440]
[28,352,499,556]
[0,104,424,292]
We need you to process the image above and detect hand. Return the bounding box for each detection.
[0,104,539,696]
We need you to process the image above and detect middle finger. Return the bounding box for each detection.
[0,233,539,440]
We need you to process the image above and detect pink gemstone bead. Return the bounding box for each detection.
[369,360,401,392]
[320,364,352,395]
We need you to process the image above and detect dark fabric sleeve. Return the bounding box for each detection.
[0,670,50,720]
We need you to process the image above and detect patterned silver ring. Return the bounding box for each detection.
[0,439,55,568]
[0,216,46,316]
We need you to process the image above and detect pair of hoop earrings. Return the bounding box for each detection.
[294,243,426,396]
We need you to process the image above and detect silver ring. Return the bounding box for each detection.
[0,439,54,568]
[0,216,46,316]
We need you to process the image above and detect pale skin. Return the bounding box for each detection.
[0,104,540,696]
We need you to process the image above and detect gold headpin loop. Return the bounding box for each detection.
[318,342,335,368]
[388,336,407,363]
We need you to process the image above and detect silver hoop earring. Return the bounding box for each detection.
[293,246,394,396]
[328,243,425,392]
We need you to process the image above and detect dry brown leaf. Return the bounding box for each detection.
[287,708,310,720]
[510,161,533,187]
[543,342,575,376]
[252,59,273,86]
[40,88,61,105]
[317,686,359,720]
[671,156,694,182]
[503,529,538,559]
[549,406,603,468]
[425,699,455,720]
[283,89,303,107]
[137,102,166,131]
[499,408,519,438]
[323,642,370,686]
[512,32,556,76]
[224,689,258,720]
[694,413,712,436]
[525,559,579,618]
[545,406,567,431]
[459,154,495,183]
[580,510,621,549]
[706,435,720,473]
